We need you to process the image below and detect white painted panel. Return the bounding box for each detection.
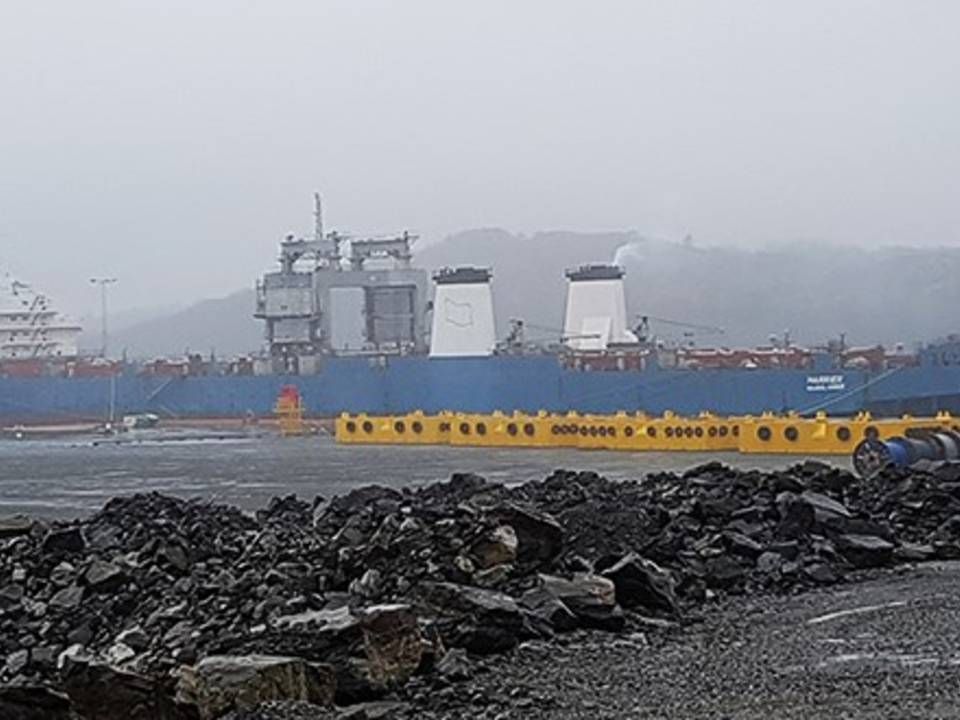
[563,278,636,351]
[429,284,496,357]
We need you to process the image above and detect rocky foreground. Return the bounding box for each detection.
[3,460,960,719]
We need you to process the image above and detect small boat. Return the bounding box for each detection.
[122,413,160,430]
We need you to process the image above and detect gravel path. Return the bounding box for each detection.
[404,562,960,719]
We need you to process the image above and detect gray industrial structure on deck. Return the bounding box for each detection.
[254,197,640,374]
[254,196,428,374]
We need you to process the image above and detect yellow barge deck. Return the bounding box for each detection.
[335,410,958,456]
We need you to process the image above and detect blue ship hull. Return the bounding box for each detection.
[2,353,960,422]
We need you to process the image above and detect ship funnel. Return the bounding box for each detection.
[429,267,496,358]
[562,264,637,351]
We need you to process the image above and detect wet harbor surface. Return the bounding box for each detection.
[0,434,848,519]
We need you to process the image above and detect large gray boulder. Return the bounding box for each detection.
[60,654,188,720]
[353,605,423,698]
[493,504,564,565]
[42,527,86,555]
[215,604,422,703]
[600,553,678,614]
[800,490,851,525]
[519,587,579,632]
[470,525,518,569]
[415,582,526,654]
[0,516,33,539]
[835,534,895,568]
[83,560,129,593]
[0,685,77,720]
[537,573,625,631]
[178,655,336,720]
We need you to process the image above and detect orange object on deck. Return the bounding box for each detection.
[274,385,305,436]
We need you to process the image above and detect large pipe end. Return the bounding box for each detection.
[853,438,896,478]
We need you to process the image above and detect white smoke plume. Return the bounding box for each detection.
[612,241,645,267]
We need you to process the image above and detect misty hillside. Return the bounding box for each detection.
[110,230,960,358]
[614,240,960,349]
[78,303,185,355]
[421,232,960,349]
[111,289,261,359]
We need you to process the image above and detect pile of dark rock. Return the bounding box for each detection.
[3,460,960,719]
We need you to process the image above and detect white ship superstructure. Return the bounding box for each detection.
[563,264,638,351]
[0,271,81,359]
[429,267,496,357]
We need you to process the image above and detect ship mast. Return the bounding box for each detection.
[313,192,323,268]
[313,193,323,243]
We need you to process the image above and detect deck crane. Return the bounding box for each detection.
[504,316,723,351]
[506,319,604,343]
[633,315,725,345]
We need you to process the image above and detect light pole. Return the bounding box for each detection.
[89,277,117,358]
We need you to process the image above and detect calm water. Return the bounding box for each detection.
[0,435,849,519]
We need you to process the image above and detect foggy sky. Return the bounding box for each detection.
[1,1,958,320]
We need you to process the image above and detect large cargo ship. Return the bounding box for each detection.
[2,203,960,424]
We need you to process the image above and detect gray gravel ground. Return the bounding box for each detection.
[401,562,960,719]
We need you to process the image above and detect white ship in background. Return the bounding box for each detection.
[0,270,81,360]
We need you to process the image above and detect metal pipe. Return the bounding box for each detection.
[853,430,960,477]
